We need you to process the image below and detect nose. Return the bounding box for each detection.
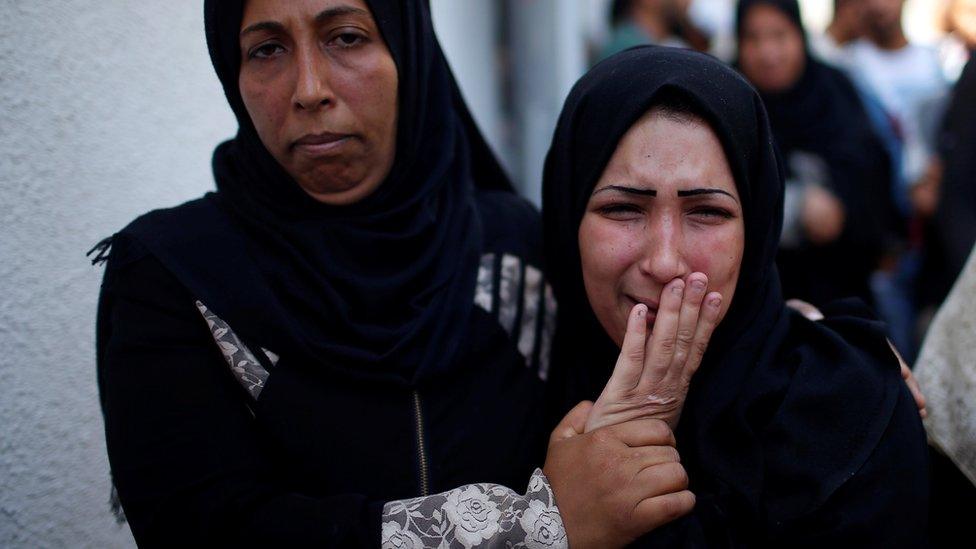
[293,46,334,111]
[637,212,688,283]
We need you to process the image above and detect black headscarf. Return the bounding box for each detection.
[106,0,513,385]
[543,46,918,542]
[735,0,897,306]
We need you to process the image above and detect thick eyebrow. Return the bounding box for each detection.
[592,185,657,197]
[240,20,285,38]
[315,6,371,25]
[240,6,371,38]
[677,188,739,203]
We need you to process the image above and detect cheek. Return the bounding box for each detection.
[579,219,639,289]
[338,59,398,142]
[240,79,290,151]
[685,226,744,307]
[579,218,640,333]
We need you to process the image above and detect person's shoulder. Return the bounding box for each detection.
[95,194,224,286]
[779,299,902,385]
[475,189,543,264]
[119,194,221,240]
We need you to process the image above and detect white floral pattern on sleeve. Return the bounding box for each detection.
[381,468,567,549]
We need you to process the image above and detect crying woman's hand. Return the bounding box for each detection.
[585,273,722,432]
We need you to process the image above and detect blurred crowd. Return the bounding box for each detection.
[600,0,976,364]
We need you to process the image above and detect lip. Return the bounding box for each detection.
[292,132,353,156]
[625,294,660,325]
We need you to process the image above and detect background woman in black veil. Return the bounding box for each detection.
[735,0,899,309]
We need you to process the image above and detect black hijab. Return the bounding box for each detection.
[543,46,914,542]
[101,0,514,385]
[735,0,896,305]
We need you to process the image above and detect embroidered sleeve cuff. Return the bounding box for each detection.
[381,468,567,548]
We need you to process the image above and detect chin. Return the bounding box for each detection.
[298,169,380,205]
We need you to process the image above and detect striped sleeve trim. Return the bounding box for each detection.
[474,253,557,381]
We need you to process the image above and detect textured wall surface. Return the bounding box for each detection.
[0,1,236,546]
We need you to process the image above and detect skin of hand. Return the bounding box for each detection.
[802,185,846,245]
[544,401,696,549]
[786,300,927,417]
[586,273,722,432]
[910,157,943,219]
[890,340,928,418]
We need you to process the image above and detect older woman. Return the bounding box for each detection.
[92,0,698,547]
[543,46,929,546]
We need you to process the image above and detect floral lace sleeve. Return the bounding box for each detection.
[381,468,567,549]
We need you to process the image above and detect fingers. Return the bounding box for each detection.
[901,362,927,419]
[684,291,721,381]
[633,490,696,531]
[888,339,927,418]
[672,273,708,367]
[630,445,682,470]
[607,418,676,448]
[643,278,685,380]
[643,273,712,385]
[551,400,595,444]
[632,461,689,498]
[607,304,649,390]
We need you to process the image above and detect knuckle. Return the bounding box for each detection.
[659,338,675,354]
[627,347,644,363]
[693,339,709,357]
[676,328,695,343]
[591,428,614,446]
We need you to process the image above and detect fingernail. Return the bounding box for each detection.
[691,279,706,291]
[637,305,646,317]
[672,282,684,295]
[708,296,722,308]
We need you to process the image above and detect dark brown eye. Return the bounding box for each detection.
[249,43,285,59]
[332,32,365,48]
[690,207,733,220]
[597,203,643,219]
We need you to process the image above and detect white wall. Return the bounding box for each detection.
[0,1,236,547]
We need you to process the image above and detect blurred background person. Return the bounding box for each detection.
[939,0,976,79]
[599,0,710,59]
[919,0,976,316]
[736,0,897,308]
[812,0,867,62]
[841,0,950,360]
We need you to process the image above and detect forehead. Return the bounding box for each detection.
[241,0,374,25]
[596,110,738,195]
[743,4,795,30]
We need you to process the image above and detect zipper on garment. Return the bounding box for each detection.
[412,390,430,496]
